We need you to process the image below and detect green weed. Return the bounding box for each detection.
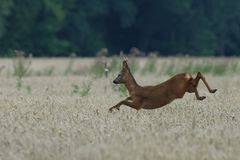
[141,58,157,74]
[183,62,213,74]
[112,84,128,97]
[90,60,105,78]
[109,57,121,73]
[43,66,55,76]
[72,81,92,97]
[12,50,31,79]
[213,63,227,76]
[128,59,139,74]
[64,53,76,76]
[12,50,32,91]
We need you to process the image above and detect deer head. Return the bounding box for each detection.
[113,60,130,84]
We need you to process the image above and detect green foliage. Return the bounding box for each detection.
[43,66,55,76]
[12,50,33,92]
[90,59,105,78]
[212,63,227,76]
[64,53,76,75]
[141,56,157,74]
[161,61,176,76]
[26,85,32,94]
[112,84,128,97]
[12,50,32,91]
[157,58,240,76]
[183,62,213,74]
[0,66,5,75]
[16,78,22,90]
[12,51,31,79]
[128,59,140,74]
[17,82,32,94]
[229,61,240,74]
[182,61,238,76]
[0,0,240,56]
[35,66,55,76]
[0,0,13,39]
[109,57,121,73]
[72,81,92,97]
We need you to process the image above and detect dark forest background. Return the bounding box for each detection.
[0,0,240,57]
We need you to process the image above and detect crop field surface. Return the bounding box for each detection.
[0,57,239,160]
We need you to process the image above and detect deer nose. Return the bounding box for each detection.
[113,80,117,84]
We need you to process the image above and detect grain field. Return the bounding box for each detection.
[0,57,239,160]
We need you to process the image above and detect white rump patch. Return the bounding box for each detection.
[185,73,191,79]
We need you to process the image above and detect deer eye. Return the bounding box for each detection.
[118,73,122,76]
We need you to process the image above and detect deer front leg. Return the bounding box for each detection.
[125,96,132,101]
[109,97,140,112]
[109,97,131,112]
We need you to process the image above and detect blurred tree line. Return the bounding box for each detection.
[0,0,240,56]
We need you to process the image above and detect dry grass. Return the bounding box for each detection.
[0,58,239,160]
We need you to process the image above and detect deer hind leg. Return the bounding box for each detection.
[194,87,206,100]
[187,77,206,100]
[187,72,217,100]
[195,72,217,93]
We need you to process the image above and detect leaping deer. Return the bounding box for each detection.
[109,59,217,112]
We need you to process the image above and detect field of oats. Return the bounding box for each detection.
[0,57,239,160]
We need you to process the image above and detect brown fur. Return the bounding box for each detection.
[109,60,217,112]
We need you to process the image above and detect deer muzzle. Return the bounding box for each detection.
[113,79,118,84]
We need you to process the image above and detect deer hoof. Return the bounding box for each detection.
[109,107,113,113]
[198,96,206,100]
[109,106,119,112]
[210,89,217,93]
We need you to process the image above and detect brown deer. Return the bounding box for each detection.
[109,60,217,112]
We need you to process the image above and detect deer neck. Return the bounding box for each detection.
[124,71,139,94]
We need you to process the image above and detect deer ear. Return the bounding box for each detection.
[122,57,128,68]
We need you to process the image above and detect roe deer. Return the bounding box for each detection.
[109,60,217,112]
